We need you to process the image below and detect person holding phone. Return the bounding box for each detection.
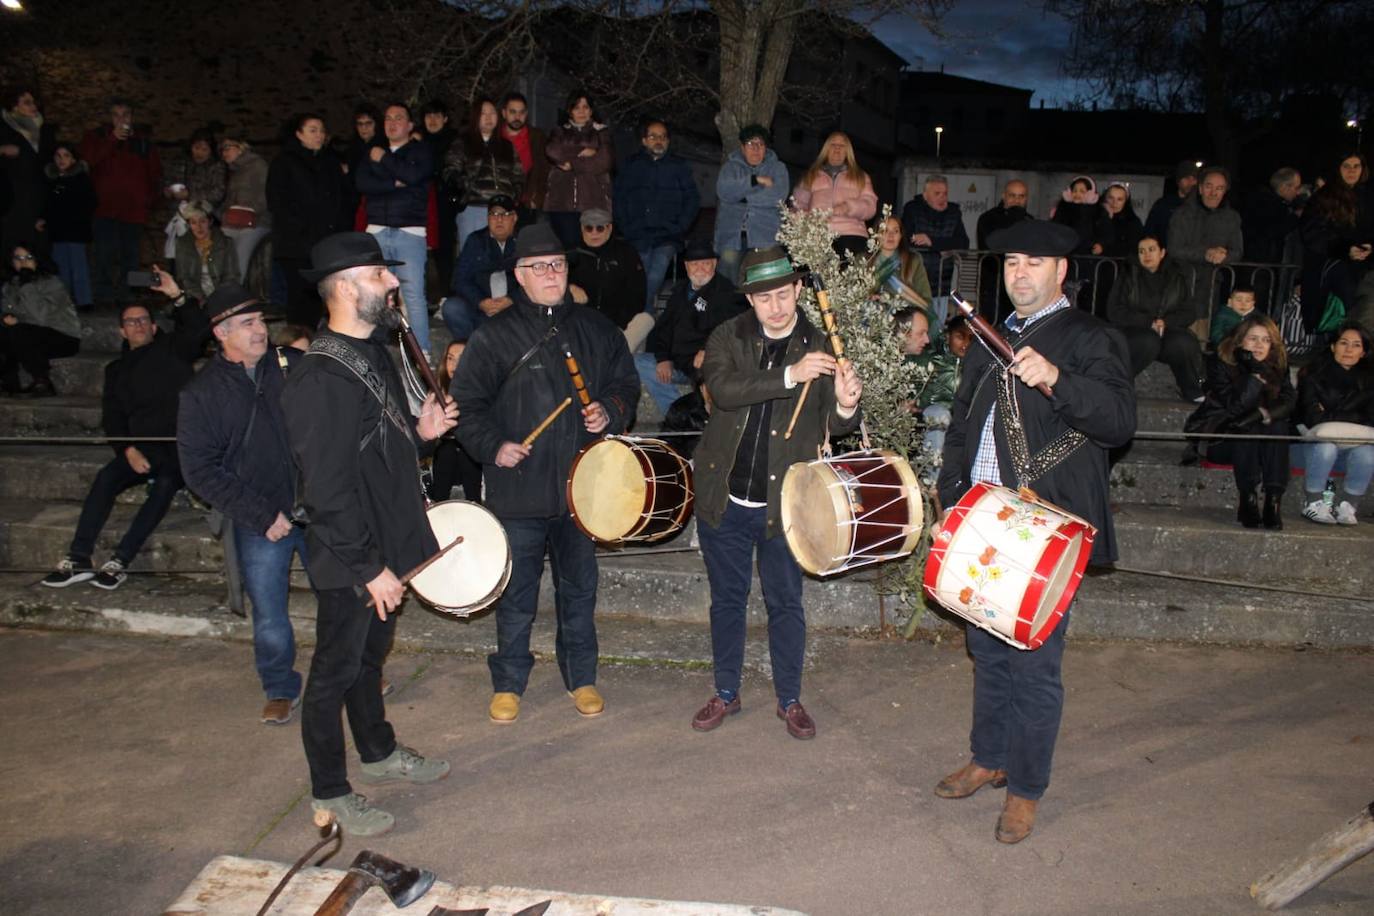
[80,97,162,307]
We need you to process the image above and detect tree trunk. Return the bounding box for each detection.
[712,0,801,158]
[1200,0,1237,168]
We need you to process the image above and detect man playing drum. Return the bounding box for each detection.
[452,223,639,725]
[689,247,863,739]
[934,220,1135,843]
[283,233,458,836]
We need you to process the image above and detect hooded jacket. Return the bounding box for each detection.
[713,147,790,254]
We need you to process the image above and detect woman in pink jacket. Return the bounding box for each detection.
[791,131,878,260]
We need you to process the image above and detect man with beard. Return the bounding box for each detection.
[499,92,548,226]
[282,232,458,836]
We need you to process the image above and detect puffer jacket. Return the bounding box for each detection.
[544,121,613,213]
[792,167,878,239]
[1298,357,1374,428]
[442,132,523,208]
[1,272,81,339]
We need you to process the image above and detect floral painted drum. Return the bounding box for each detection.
[924,482,1096,650]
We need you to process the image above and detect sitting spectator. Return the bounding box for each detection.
[544,90,613,249]
[908,313,971,460]
[1094,182,1143,257]
[441,194,519,342]
[871,214,931,308]
[1144,161,1199,246]
[568,207,648,350]
[791,131,878,260]
[162,128,227,265]
[1184,315,1295,529]
[1050,175,1099,254]
[900,174,967,319]
[613,118,700,311]
[635,239,746,414]
[1209,284,1258,348]
[1108,234,1204,401]
[1297,322,1373,525]
[1297,152,1371,333]
[442,97,523,257]
[40,294,210,589]
[1169,165,1244,326]
[81,97,162,307]
[41,142,97,309]
[1,243,81,396]
[429,340,482,503]
[0,86,56,256]
[218,134,271,279]
[975,180,1030,317]
[713,123,789,282]
[174,202,239,301]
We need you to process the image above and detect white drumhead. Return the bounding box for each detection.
[410,500,511,615]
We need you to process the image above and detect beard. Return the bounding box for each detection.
[358,285,401,331]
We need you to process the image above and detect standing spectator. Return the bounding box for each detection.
[1,243,80,396]
[1049,175,1098,254]
[1168,165,1244,325]
[1298,153,1371,333]
[41,142,97,309]
[1144,160,1200,246]
[356,102,433,356]
[421,99,459,293]
[975,179,1030,317]
[219,135,271,279]
[1297,322,1373,525]
[1242,167,1303,266]
[544,91,613,249]
[442,98,523,259]
[1093,182,1143,257]
[0,87,56,256]
[441,195,519,343]
[791,131,877,260]
[267,112,348,328]
[81,97,162,307]
[900,174,968,317]
[499,92,547,225]
[1107,234,1204,401]
[174,202,239,301]
[871,214,931,307]
[713,124,789,283]
[613,118,700,311]
[161,128,227,265]
[345,104,381,177]
[567,208,648,350]
[429,339,482,503]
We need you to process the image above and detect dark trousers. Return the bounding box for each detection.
[68,447,182,565]
[91,217,142,304]
[428,439,482,502]
[698,499,806,704]
[1212,434,1291,493]
[1119,325,1205,399]
[0,324,79,385]
[967,611,1070,801]
[301,587,397,800]
[277,257,323,329]
[488,514,599,694]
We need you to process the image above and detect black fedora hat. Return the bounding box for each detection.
[300,232,403,283]
[986,219,1079,257]
[682,238,718,262]
[204,281,265,325]
[737,246,804,295]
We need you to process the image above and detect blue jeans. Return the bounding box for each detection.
[698,499,806,704]
[455,207,489,257]
[235,522,306,700]
[441,294,483,343]
[1303,441,1374,496]
[635,241,677,312]
[967,611,1070,801]
[634,351,691,415]
[52,242,92,307]
[371,228,430,356]
[488,515,599,694]
[91,218,142,304]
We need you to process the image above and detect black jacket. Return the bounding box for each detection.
[452,287,639,519]
[1298,357,1374,428]
[1107,258,1193,330]
[975,204,1030,250]
[1241,187,1300,265]
[267,138,349,260]
[42,163,97,243]
[355,139,432,228]
[102,304,210,457]
[1051,201,1098,255]
[1094,207,1144,259]
[646,273,748,373]
[1186,353,1297,439]
[177,348,299,536]
[568,237,646,330]
[938,307,1136,565]
[282,330,436,589]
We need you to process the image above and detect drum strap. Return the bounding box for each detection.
[996,368,1086,488]
[304,335,415,454]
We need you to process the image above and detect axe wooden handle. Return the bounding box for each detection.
[312,873,372,916]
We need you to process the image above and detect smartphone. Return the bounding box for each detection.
[127,270,159,288]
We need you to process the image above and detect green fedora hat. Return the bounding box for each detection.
[737,246,805,295]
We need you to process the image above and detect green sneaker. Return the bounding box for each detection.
[358,745,450,785]
[311,793,394,837]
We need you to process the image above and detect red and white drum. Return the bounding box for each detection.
[780,449,924,576]
[567,436,694,546]
[410,500,511,617]
[924,482,1096,650]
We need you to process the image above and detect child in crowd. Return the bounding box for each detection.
[1209,284,1257,348]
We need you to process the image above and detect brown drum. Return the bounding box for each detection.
[567,436,694,545]
[780,449,923,576]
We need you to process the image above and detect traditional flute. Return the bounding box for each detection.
[784,277,845,439]
[523,397,572,447]
[563,349,592,406]
[391,290,448,406]
[950,292,1052,398]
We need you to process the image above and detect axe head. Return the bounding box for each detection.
[349,849,436,908]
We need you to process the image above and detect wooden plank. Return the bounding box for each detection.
[1251,801,1374,910]
[164,855,809,916]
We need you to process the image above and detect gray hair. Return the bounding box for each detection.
[1269,167,1300,192]
[183,200,213,222]
[924,174,949,189]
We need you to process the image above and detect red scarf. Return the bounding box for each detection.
[503,125,533,173]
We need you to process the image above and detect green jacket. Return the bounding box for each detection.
[914,351,961,410]
[695,309,862,536]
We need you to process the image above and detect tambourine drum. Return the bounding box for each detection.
[780,449,924,576]
[567,436,694,545]
[924,483,1096,650]
[409,500,511,617]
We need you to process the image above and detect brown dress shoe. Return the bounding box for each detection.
[691,695,740,731]
[995,793,1038,844]
[933,761,1008,799]
[776,702,816,739]
[261,696,300,725]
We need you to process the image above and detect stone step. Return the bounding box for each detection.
[0,499,222,572]
[1109,453,1374,514]
[1135,359,1199,401]
[0,446,178,505]
[0,396,104,436]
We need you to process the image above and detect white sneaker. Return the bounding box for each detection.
[1334,501,1359,526]
[1301,499,1336,524]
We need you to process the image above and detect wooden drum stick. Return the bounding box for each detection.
[523,397,572,447]
[785,283,845,439]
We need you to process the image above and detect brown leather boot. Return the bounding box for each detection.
[995,793,1038,844]
[934,761,1007,799]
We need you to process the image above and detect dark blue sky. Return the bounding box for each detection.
[872,0,1084,107]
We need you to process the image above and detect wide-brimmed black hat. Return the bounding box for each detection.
[737,246,804,295]
[682,238,718,262]
[514,223,565,260]
[204,281,264,326]
[300,232,402,283]
[986,220,1079,257]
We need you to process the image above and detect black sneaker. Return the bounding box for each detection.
[91,559,128,590]
[41,557,95,588]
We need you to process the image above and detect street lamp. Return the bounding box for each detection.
[1,0,24,10]
[935,125,944,160]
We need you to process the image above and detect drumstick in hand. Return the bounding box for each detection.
[523,397,572,447]
[364,535,464,607]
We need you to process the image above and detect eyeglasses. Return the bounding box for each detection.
[121,316,152,327]
[743,139,767,149]
[646,132,668,141]
[583,224,609,233]
[12,254,34,262]
[518,260,567,276]
[489,210,516,219]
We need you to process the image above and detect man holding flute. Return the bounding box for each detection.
[688,247,863,740]
[452,223,639,725]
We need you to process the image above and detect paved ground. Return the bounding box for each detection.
[1,625,1371,915]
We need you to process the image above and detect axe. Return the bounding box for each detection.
[312,849,435,914]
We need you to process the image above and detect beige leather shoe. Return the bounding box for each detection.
[569,685,604,718]
[934,761,1008,799]
[489,691,520,724]
[995,793,1038,844]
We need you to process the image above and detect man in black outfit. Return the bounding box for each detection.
[282,232,458,837]
[567,207,648,349]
